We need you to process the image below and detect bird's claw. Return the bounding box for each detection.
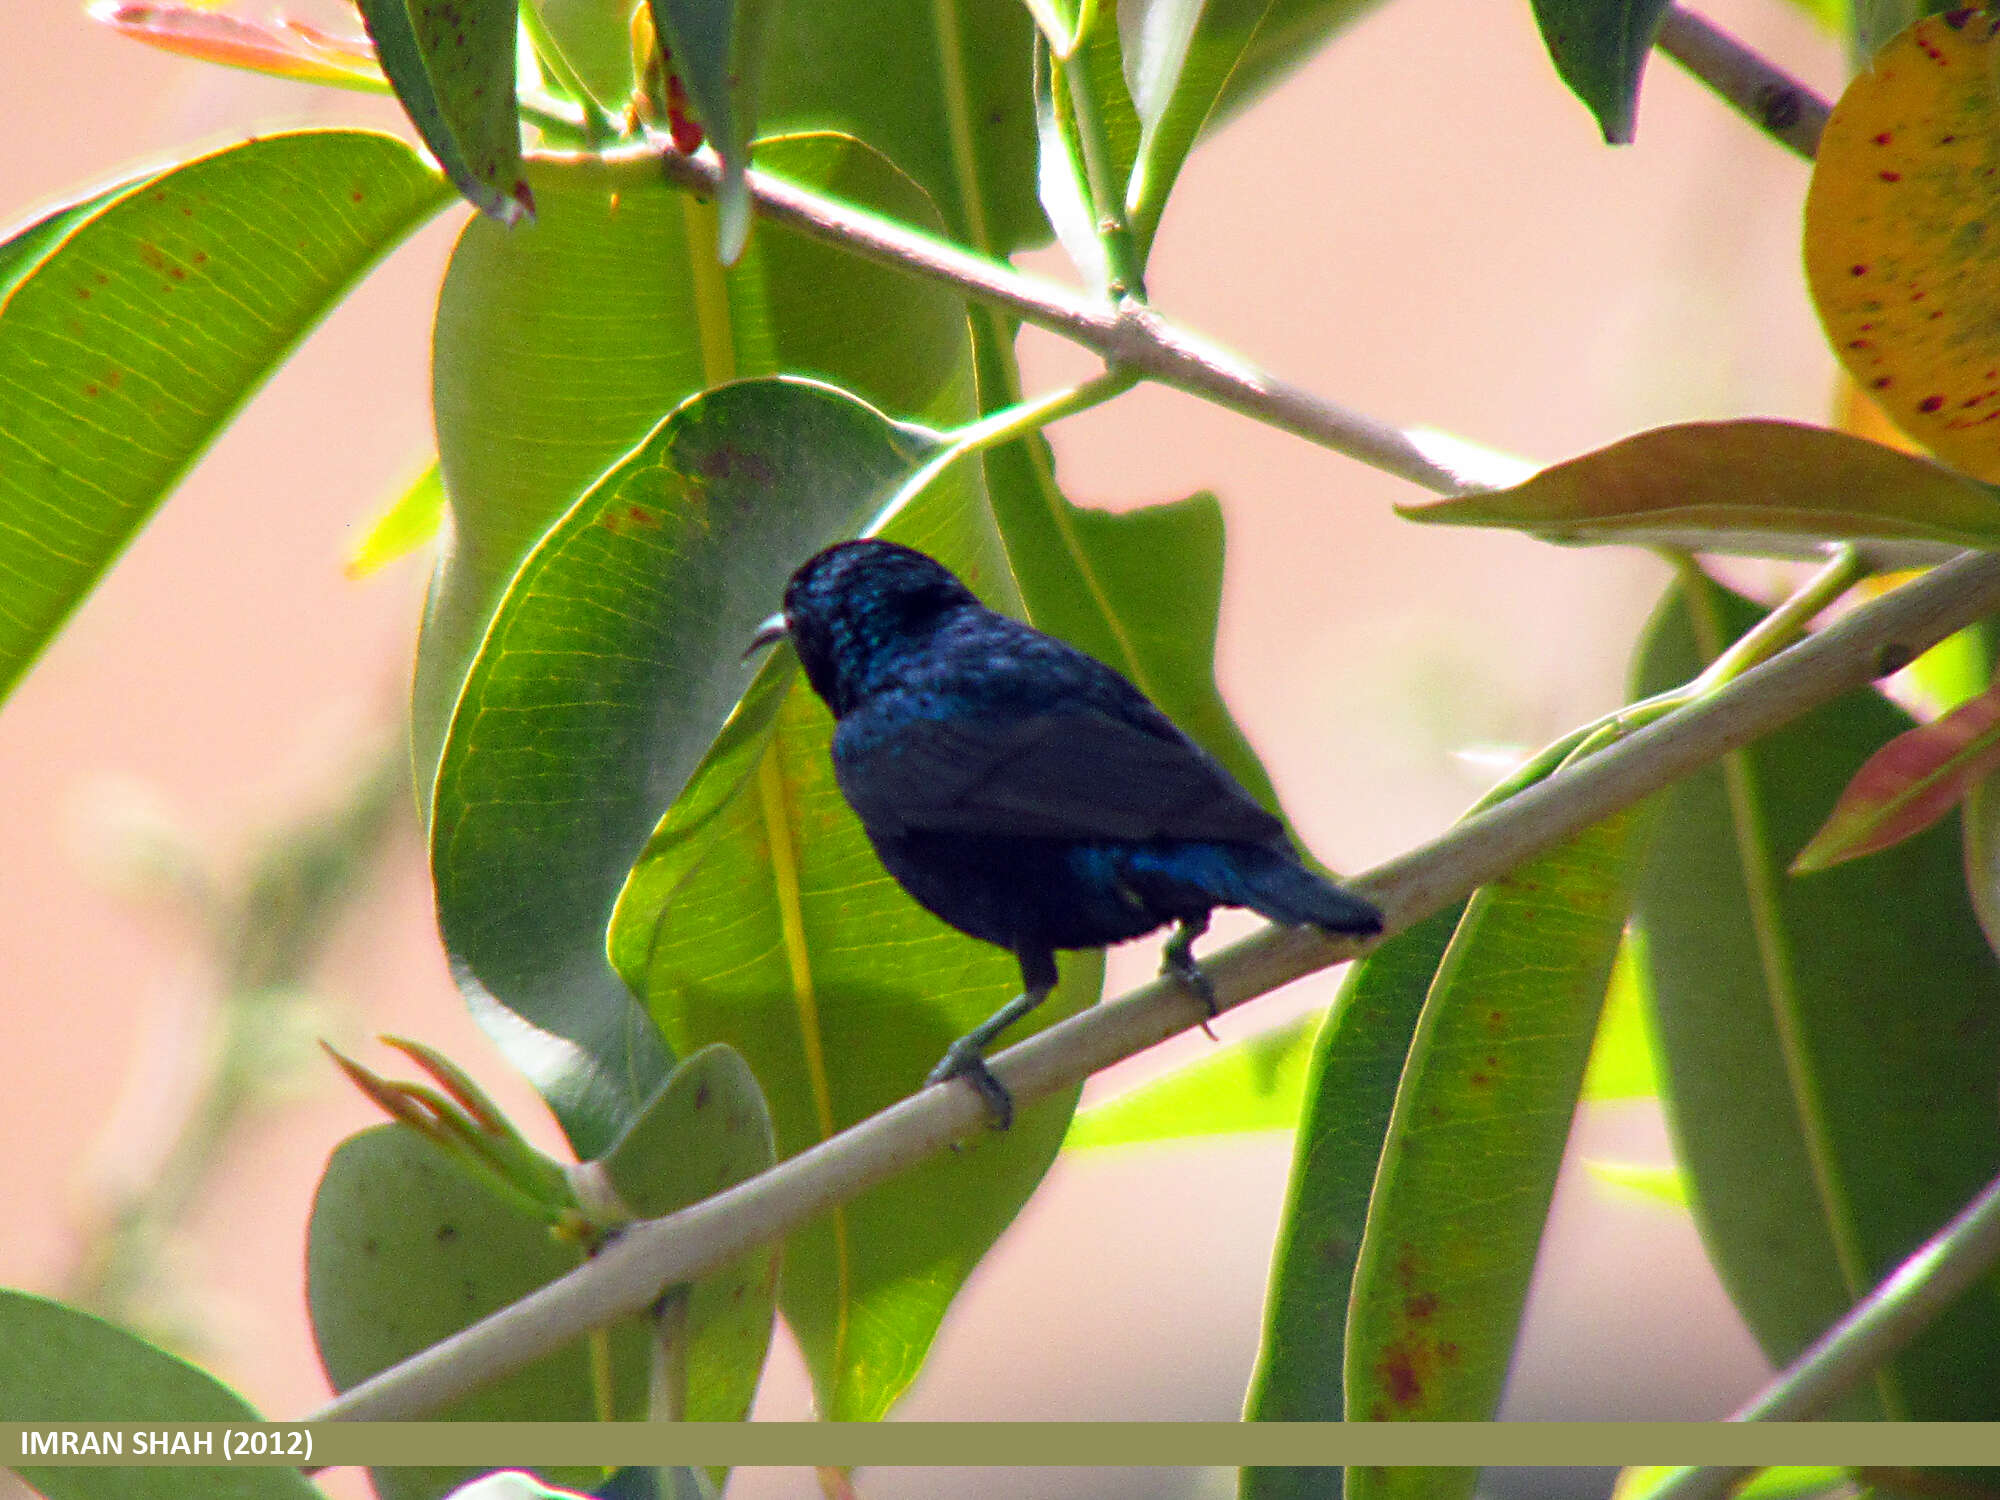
[927,1040,1015,1130]
[1161,923,1220,1040]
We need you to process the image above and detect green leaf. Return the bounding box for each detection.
[0,130,448,707]
[1579,930,1659,1101]
[1203,0,1385,137]
[534,0,642,111]
[1632,573,2000,1419]
[1903,618,2000,718]
[758,0,1046,256]
[1341,802,1648,1438]
[308,1126,651,1500]
[1063,1009,1318,1148]
[431,378,938,1156]
[599,1044,779,1430]
[0,178,148,299]
[0,1289,320,1499]
[346,462,445,576]
[1398,420,2000,557]
[1241,903,1464,1453]
[417,132,973,798]
[357,0,530,223]
[1528,0,1672,143]
[1033,17,1142,289]
[614,432,1099,1423]
[1119,0,1378,261]
[646,0,774,260]
[1584,1158,1689,1207]
[1616,1468,1852,1500]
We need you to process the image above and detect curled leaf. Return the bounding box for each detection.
[1399,419,2000,557]
[1792,675,2000,872]
[88,2,389,90]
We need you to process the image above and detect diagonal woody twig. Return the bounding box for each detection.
[309,548,2000,1424]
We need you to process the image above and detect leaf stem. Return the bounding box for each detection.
[1655,5,1830,162]
[1058,47,1147,299]
[1687,545,1868,692]
[538,139,1499,497]
[519,0,616,144]
[867,366,1139,536]
[1637,1170,2000,1500]
[303,549,2000,1424]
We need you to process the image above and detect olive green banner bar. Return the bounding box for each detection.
[6,1422,2000,1469]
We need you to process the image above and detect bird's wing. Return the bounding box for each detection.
[838,707,1284,843]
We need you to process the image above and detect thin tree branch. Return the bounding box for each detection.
[1639,1170,2000,1500]
[307,548,2000,1424]
[1656,5,1831,161]
[537,139,1518,498]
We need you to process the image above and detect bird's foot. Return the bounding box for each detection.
[1161,917,1219,1041]
[926,1037,1015,1130]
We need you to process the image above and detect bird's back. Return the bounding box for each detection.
[832,602,1285,848]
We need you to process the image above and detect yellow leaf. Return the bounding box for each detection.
[1806,9,2000,481]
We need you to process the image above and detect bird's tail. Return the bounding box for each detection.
[1226,844,1383,935]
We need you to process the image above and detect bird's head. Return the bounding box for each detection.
[751,539,980,715]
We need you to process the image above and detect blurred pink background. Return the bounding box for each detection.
[0,0,1843,1493]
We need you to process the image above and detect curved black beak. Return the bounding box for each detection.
[745,612,789,659]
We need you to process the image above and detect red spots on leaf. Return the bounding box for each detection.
[1405,1291,1439,1321]
[697,444,775,484]
[1874,131,1894,145]
[1921,394,1946,412]
[1393,1243,1421,1290]
[1851,264,1870,277]
[694,1079,711,1108]
[351,188,365,203]
[1880,170,1903,182]
[1374,1340,1425,1408]
[137,241,167,271]
[625,504,658,527]
[1874,376,1894,389]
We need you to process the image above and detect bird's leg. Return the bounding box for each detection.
[1161,913,1219,1040]
[926,947,1060,1130]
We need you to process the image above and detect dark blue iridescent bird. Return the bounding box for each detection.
[754,538,1383,1126]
